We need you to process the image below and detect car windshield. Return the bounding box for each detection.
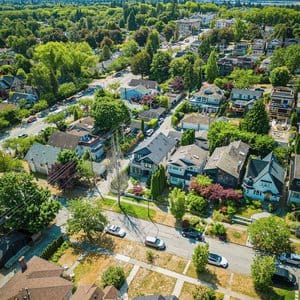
[288,273,294,281]
[155,238,161,245]
[210,254,221,262]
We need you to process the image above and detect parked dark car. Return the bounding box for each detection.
[279,253,300,266]
[272,267,297,287]
[144,236,166,250]
[181,228,204,241]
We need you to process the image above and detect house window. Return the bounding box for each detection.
[144,163,152,169]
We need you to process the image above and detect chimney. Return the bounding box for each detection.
[19,256,27,273]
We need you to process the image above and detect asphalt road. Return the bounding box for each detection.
[105,210,255,275]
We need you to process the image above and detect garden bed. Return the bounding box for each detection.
[180,282,224,300]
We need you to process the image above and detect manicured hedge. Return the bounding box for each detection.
[40,235,65,260]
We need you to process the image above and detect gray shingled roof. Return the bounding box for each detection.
[231,88,263,98]
[48,132,80,150]
[204,141,250,178]
[168,144,207,167]
[25,143,61,166]
[246,152,285,193]
[133,132,176,165]
[294,155,300,179]
[128,79,158,89]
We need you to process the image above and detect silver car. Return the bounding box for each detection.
[105,225,126,238]
[279,253,300,266]
[208,253,228,268]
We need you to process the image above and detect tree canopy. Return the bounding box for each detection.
[0,172,60,233]
[169,187,186,221]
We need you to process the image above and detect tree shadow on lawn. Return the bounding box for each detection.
[256,285,296,300]
[197,268,220,289]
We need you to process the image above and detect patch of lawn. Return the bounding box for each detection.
[186,263,230,288]
[57,246,81,267]
[128,268,176,298]
[231,273,296,299]
[122,195,154,206]
[291,242,300,254]
[236,206,262,219]
[101,198,156,220]
[226,228,248,245]
[180,283,224,300]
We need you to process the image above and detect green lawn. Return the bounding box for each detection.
[236,206,263,219]
[102,198,155,220]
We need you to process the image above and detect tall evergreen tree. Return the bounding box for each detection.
[206,50,218,83]
[242,99,270,135]
[127,11,137,31]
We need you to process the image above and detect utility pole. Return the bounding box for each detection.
[111,131,122,208]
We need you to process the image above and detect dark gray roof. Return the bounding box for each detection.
[204,140,250,178]
[10,92,38,104]
[294,155,300,179]
[231,88,263,98]
[25,143,61,166]
[128,79,158,89]
[48,132,80,150]
[133,132,176,165]
[139,108,166,121]
[246,152,285,193]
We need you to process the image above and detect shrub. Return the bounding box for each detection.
[40,236,65,260]
[132,185,144,196]
[102,266,126,289]
[233,231,241,239]
[146,250,154,264]
[212,210,223,222]
[189,216,201,228]
[251,200,262,209]
[211,223,226,237]
[192,244,209,273]
[193,285,216,300]
[50,241,71,263]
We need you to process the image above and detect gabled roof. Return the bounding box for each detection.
[293,155,300,180]
[181,113,215,125]
[204,141,250,179]
[231,88,263,98]
[48,132,80,150]
[0,256,73,300]
[128,79,158,89]
[133,133,176,165]
[72,284,104,300]
[139,108,166,121]
[246,152,285,193]
[168,144,207,168]
[9,92,38,104]
[68,116,95,133]
[25,143,61,167]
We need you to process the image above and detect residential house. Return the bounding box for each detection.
[263,26,275,38]
[0,75,24,92]
[189,84,225,113]
[260,57,271,71]
[232,43,249,56]
[243,152,285,202]
[120,79,159,101]
[230,88,263,114]
[236,56,256,70]
[0,57,15,66]
[9,92,38,108]
[266,39,281,56]
[130,133,177,181]
[72,284,120,300]
[48,131,104,161]
[25,143,61,175]
[252,39,266,56]
[167,144,208,188]
[166,92,185,107]
[269,87,295,121]
[204,141,250,188]
[180,113,215,131]
[0,232,31,269]
[138,107,166,122]
[288,155,300,204]
[217,57,234,76]
[214,19,234,29]
[68,116,95,134]
[176,18,201,37]
[190,39,202,53]
[284,38,300,47]
[199,13,217,27]
[0,256,74,300]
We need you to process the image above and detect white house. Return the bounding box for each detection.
[243,152,285,202]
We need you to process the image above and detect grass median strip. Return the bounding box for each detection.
[102,198,156,220]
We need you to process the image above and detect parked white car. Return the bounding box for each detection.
[105,225,126,238]
[208,253,228,268]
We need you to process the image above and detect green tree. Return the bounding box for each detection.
[206,50,218,83]
[169,187,186,221]
[92,96,130,132]
[195,175,213,188]
[102,266,126,289]
[242,100,270,135]
[270,66,291,87]
[251,255,276,291]
[193,285,216,300]
[131,51,151,78]
[31,100,48,114]
[180,129,195,146]
[146,30,160,57]
[228,69,260,89]
[248,216,291,255]
[46,112,67,131]
[192,243,209,273]
[122,39,139,57]
[67,198,107,241]
[169,57,188,78]
[102,45,111,61]
[150,51,171,83]
[0,150,23,172]
[150,165,167,199]
[295,134,300,154]
[0,172,60,233]
[233,18,246,42]
[57,150,77,164]
[58,82,77,99]
[184,63,197,93]
[127,11,137,31]
[186,193,208,214]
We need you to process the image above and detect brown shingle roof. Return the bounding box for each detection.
[48,132,80,150]
[103,286,119,300]
[72,284,104,300]
[0,256,73,300]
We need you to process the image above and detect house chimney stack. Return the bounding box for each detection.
[19,256,27,273]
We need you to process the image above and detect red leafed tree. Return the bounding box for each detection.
[48,161,77,189]
[140,94,155,105]
[132,185,144,196]
[169,76,184,92]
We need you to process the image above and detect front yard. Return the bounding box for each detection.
[180,282,224,300]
